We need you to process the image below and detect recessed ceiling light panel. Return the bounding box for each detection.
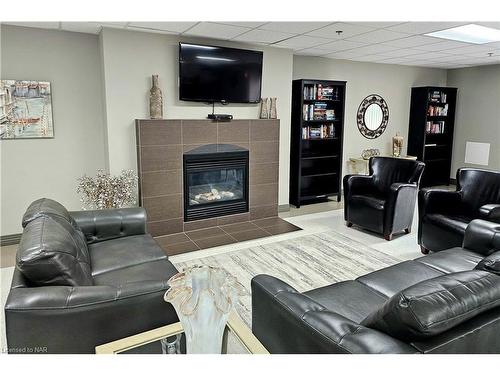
[426,24,500,44]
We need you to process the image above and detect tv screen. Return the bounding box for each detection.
[179,43,263,103]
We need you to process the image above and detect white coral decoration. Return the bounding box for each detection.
[77,169,138,210]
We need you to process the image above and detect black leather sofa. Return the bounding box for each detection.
[418,168,500,254]
[5,198,179,354]
[344,157,425,240]
[252,219,500,354]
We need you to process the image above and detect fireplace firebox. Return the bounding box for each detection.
[183,144,249,222]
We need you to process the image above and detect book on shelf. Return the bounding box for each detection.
[302,124,335,139]
[428,90,447,104]
[302,103,336,121]
[426,121,445,134]
[427,103,448,116]
[303,84,340,100]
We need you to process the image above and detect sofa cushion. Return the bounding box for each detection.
[93,258,178,286]
[356,260,444,298]
[415,248,483,274]
[304,280,387,323]
[362,271,500,340]
[17,216,93,286]
[475,251,500,276]
[89,234,167,276]
[22,197,78,229]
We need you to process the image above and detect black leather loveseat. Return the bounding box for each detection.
[418,168,500,254]
[5,198,179,354]
[252,219,500,354]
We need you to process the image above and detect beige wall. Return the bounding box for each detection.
[100,28,293,206]
[0,25,106,235]
[292,56,448,178]
[447,64,500,175]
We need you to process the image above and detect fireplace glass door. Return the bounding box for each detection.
[183,145,249,222]
[187,166,245,206]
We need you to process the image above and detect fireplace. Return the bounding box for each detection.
[183,144,249,222]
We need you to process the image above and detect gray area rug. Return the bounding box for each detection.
[172,231,400,327]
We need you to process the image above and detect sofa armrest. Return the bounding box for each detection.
[251,275,416,354]
[4,280,176,353]
[479,204,500,223]
[343,174,375,197]
[418,188,463,217]
[70,207,147,243]
[462,219,500,256]
[384,183,418,234]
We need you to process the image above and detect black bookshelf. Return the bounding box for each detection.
[407,86,457,187]
[289,79,346,208]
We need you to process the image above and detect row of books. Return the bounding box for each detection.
[303,84,340,101]
[428,91,447,103]
[428,104,449,116]
[303,104,336,121]
[302,124,336,139]
[426,121,446,134]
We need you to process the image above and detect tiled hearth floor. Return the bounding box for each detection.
[154,217,301,256]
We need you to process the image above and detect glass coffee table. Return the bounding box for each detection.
[95,311,268,354]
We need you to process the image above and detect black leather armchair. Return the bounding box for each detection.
[344,157,425,240]
[252,219,500,354]
[5,198,179,354]
[418,168,500,254]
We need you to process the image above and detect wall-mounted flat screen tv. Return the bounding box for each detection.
[179,43,263,103]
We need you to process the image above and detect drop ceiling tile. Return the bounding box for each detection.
[413,40,472,51]
[128,22,197,33]
[476,22,500,30]
[217,22,267,28]
[294,48,332,56]
[411,51,455,60]
[61,22,102,34]
[350,22,405,29]
[4,22,60,29]
[314,40,367,52]
[306,22,374,39]
[377,48,423,58]
[443,44,497,56]
[385,22,468,35]
[259,22,331,34]
[426,54,471,63]
[273,35,330,49]
[377,57,416,64]
[232,29,295,44]
[350,54,391,62]
[183,22,251,39]
[127,26,177,35]
[325,50,367,59]
[383,35,446,48]
[462,49,500,58]
[346,29,410,43]
[484,41,500,49]
[98,22,129,28]
[348,44,398,55]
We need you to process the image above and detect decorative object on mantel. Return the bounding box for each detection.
[259,97,269,119]
[356,94,389,139]
[361,148,380,160]
[0,79,54,139]
[149,74,163,119]
[77,169,138,209]
[164,265,245,354]
[392,133,404,157]
[269,97,277,119]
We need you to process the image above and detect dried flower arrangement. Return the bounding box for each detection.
[77,169,138,210]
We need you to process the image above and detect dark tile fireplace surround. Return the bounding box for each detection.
[136,119,300,255]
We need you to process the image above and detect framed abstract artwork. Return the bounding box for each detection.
[0,79,54,139]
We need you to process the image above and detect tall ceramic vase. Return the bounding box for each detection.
[259,98,269,119]
[149,74,163,119]
[269,97,277,119]
[164,266,245,354]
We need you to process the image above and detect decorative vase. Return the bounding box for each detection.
[164,265,245,354]
[259,98,269,119]
[269,97,277,119]
[392,133,404,157]
[149,74,163,119]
